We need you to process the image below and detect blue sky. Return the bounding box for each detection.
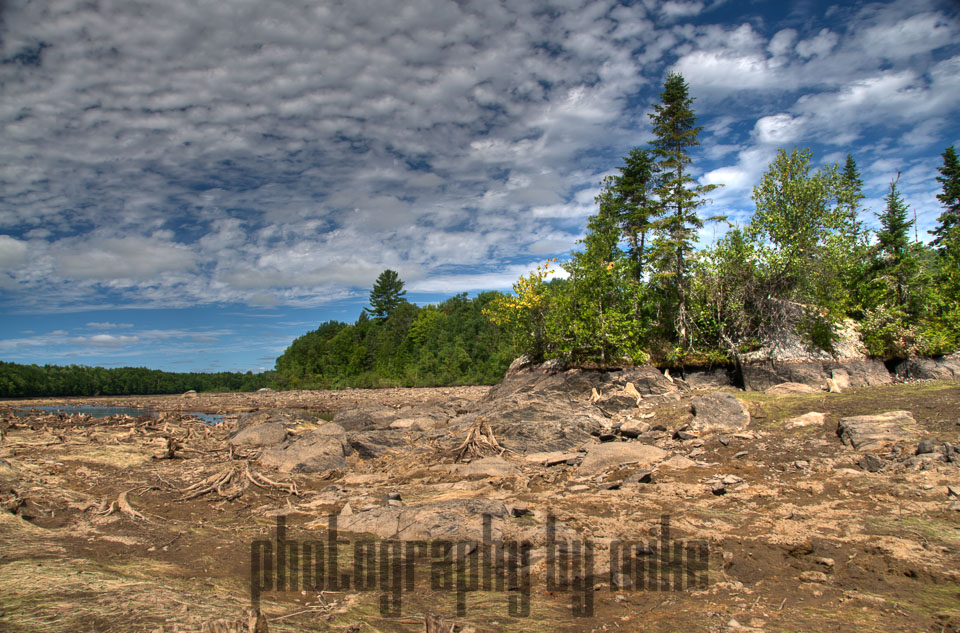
[1,0,958,373]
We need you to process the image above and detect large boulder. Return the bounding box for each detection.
[765,382,820,395]
[894,356,960,381]
[837,411,921,452]
[683,368,733,389]
[578,442,667,475]
[228,422,288,448]
[347,429,416,459]
[689,392,751,434]
[337,498,510,541]
[258,424,351,473]
[455,456,520,479]
[742,358,892,391]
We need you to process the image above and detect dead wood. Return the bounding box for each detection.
[451,416,505,462]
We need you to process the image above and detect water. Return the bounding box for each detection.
[13,405,227,424]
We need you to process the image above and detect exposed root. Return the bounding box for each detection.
[179,462,297,501]
[118,490,147,520]
[451,416,505,462]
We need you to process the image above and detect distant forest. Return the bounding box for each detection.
[274,288,515,389]
[0,362,274,398]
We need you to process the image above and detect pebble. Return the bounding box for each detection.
[859,453,884,473]
[916,439,936,455]
[799,570,829,583]
[712,482,727,496]
[718,436,730,446]
[569,484,590,492]
[733,450,748,459]
[794,460,810,469]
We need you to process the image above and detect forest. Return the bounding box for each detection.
[0,362,274,398]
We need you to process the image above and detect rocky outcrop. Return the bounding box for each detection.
[258,423,351,473]
[893,355,960,381]
[741,358,892,391]
[689,392,751,434]
[459,362,677,453]
[837,411,920,452]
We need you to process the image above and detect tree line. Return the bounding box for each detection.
[486,73,960,367]
[273,277,515,389]
[0,361,275,398]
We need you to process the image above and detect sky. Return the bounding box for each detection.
[1,0,958,373]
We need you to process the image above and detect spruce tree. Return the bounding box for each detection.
[648,72,717,348]
[932,145,960,250]
[874,177,917,310]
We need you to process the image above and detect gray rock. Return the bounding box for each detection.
[623,469,653,484]
[523,451,582,466]
[916,439,936,455]
[236,408,317,431]
[348,430,420,459]
[837,411,920,452]
[733,451,748,459]
[894,356,960,381]
[258,424,350,473]
[619,419,649,438]
[689,393,751,434]
[683,368,732,389]
[332,405,400,432]
[578,442,667,475]
[711,482,726,495]
[338,498,509,541]
[859,453,884,472]
[227,422,288,448]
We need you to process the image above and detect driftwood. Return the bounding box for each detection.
[451,416,505,462]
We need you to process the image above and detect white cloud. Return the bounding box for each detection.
[796,28,839,59]
[0,235,29,271]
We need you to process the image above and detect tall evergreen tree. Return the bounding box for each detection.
[598,148,660,282]
[839,154,866,239]
[648,72,718,348]
[874,176,917,310]
[932,145,960,250]
[364,269,407,320]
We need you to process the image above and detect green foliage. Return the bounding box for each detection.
[364,269,407,320]
[648,72,719,348]
[0,362,274,398]
[932,145,960,250]
[276,291,514,388]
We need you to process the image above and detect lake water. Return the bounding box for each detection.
[13,405,227,424]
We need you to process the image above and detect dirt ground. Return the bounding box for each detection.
[1,381,959,633]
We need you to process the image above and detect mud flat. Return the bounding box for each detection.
[1,375,959,633]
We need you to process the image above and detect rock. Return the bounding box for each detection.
[721,475,743,485]
[826,378,842,393]
[509,505,533,517]
[347,430,413,459]
[389,416,442,431]
[858,453,884,472]
[258,424,350,473]
[619,419,649,438]
[673,429,697,440]
[743,358,892,391]
[623,469,653,484]
[236,408,317,431]
[785,412,826,429]
[915,439,936,455]
[456,456,520,478]
[831,369,852,390]
[689,393,751,434]
[227,422,288,448]
[711,482,726,495]
[578,442,668,475]
[568,484,590,492]
[595,391,641,415]
[610,366,678,395]
[837,411,920,452]
[765,382,820,395]
[337,498,509,541]
[523,451,582,466]
[948,486,960,498]
[718,436,730,446]
[894,356,960,381]
[950,501,960,512]
[794,460,810,469]
[333,405,400,432]
[461,369,612,452]
[0,458,17,482]
[733,451,748,459]
[799,571,829,584]
[683,368,731,389]
[659,455,696,470]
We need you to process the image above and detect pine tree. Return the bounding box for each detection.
[598,148,660,282]
[364,269,407,320]
[648,72,718,348]
[932,145,960,250]
[839,154,865,239]
[874,176,917,310]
